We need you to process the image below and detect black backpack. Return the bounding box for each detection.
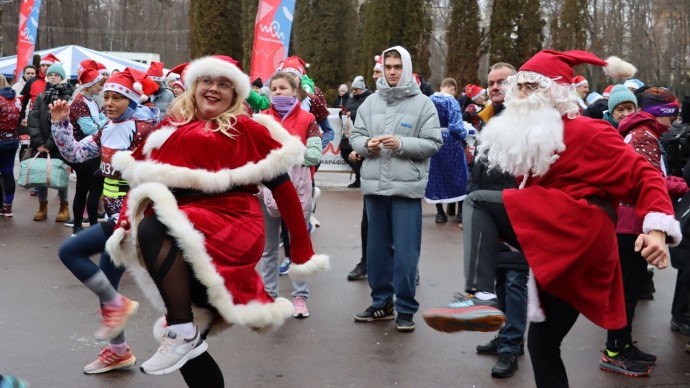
[660,122,690,177]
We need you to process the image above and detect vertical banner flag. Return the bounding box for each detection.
[16,0,42,79]
[250,0,296,83]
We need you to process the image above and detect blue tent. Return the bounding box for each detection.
[0,45,151,80]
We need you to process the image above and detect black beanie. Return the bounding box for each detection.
[252,78,263,88]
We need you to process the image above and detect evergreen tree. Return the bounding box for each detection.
[553,0,588,51]
[446,0,482,87]
[358,0,432,82]
[291,0,357,93]
[189,0,243,60]
[241,0,260,72]
[515,0,544,66]
[488,0,544,67]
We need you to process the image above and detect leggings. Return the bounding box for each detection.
[137,214,223,387]
[70,158,103,226]
[0,140,19,204]
[58,222,124,284]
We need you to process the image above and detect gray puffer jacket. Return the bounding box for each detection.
[350,46,442,198]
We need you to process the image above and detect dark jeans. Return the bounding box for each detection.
[528,291,580,388]
[0,140,19,204]
[463,190,521,293]
[496,251,528,354]
[70,157,103,227]
[606,233,649,350]
[365,195,421,314]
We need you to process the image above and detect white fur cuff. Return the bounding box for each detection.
[643,212,682,246]
[527,270,546,322]
[288,254,331,281]
[111,150,135,176]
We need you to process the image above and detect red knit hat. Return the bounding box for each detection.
[519,50,636,85]
[465,84,485,100]
[40,53,61,65]
[572,75,588,87]
[373,55,383,72]
[280,56,308,78]
[103,68,145,103]
[147,61,165,82]
[166,62,188,85]
[78,69,104,88]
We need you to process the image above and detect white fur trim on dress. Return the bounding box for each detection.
[642,211,682,246]
[288,254,331,282]
[604,56,637,79]
[183,56,251,100]
[111,151,135,177]
[105,181,296,332]
[117,115,306,192]
[142,125,176,156]
[527,270,546,322]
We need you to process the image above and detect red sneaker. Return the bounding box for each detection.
[83,346,136,374]
[94,296,139,341]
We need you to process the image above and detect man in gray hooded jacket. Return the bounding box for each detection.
[350,46,442,332]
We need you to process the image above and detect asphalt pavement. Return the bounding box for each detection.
[0,171,688,387]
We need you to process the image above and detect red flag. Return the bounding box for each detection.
[16,0,42,79]
[249,0,295,83]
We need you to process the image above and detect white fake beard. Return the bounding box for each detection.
[477,91,566,177]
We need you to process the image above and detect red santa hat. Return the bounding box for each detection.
[172,80,185,91]
[40,53,61,66]
[182,55,250,100]
[103,68,145,103]
[147,61,165,82]
[279,56,309,78]
[373,55,383,72]
[572,75,588,87]
[97,62,109,76]
[78,59,99,74]
[519,50,636,85]
[78,69,104,88]
[166,62,188,85]
[465,84,485,100]
[602,84,615,98]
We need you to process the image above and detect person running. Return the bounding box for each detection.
[49,68,158,374]
[0,74,22,217]
[259,71,322,318]
[102,55,328,387]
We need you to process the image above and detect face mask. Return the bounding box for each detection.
[272,95,297,117]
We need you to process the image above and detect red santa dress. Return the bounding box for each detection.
[105,113,329,334]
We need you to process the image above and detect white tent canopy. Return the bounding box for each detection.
[0,45,151,80]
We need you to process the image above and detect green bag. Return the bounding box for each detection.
[18,151,70,190]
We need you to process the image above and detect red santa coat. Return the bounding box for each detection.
[503,116,680,329]
[105,113,329,334]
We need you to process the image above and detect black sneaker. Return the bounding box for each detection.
[599,350,650,377]
[477,336,525,355]
[621,342,656,365]
[64,218,75,228]
[347,262,367,281]
[491,352,518,378]
[435,213,448,223]
[396,313,415,332]
[354,302,395,322]
[347,181,360,188]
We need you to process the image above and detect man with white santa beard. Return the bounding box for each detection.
[423,50,682,387]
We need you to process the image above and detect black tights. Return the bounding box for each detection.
[138,215,224,387]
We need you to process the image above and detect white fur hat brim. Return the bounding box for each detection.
[183,56,250,100]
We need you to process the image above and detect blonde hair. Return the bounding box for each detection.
[0,74,9,89]
[167,78,247,138]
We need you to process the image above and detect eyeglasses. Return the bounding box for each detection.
[514,82,541,93]
[197,77,234,92]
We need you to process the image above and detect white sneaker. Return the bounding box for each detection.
[140,326,208,375]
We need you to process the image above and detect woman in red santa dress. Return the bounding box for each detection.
[104,55,329,387]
